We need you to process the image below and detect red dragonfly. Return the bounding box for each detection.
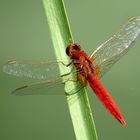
[3,16,140,125]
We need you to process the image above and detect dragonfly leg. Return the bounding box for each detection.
[60,61,72,67]
[65,84,84,96]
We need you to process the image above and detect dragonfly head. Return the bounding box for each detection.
[66,43,81,58]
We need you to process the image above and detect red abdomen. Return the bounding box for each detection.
[87,74,126,125]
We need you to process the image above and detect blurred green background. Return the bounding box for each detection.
[0,0,140,140]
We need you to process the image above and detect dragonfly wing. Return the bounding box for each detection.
[3,60,80,96]
[11,78,65,96]
[3,60,70,80]
[11,77,83,96]
[90,16,140,78]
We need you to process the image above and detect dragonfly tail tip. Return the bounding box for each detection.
[118,118,126,126]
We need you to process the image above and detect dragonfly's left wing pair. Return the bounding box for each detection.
[3,60,73,95]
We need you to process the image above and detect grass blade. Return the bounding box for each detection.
[42,0,98,139]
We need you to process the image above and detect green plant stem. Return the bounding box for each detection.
[42,0,98,140]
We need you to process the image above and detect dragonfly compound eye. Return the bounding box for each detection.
[66,43,81,56]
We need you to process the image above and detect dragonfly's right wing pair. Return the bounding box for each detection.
[90,16,140,78]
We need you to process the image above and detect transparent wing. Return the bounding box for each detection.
[3,60,80,96]
[10,76,81,96]
[11,78,65,96]
[3,60,70,80]
[90,16,140,78]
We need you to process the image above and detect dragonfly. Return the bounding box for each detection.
[3,16,140,125]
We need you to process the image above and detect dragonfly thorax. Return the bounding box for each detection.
[66,43,95,77]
